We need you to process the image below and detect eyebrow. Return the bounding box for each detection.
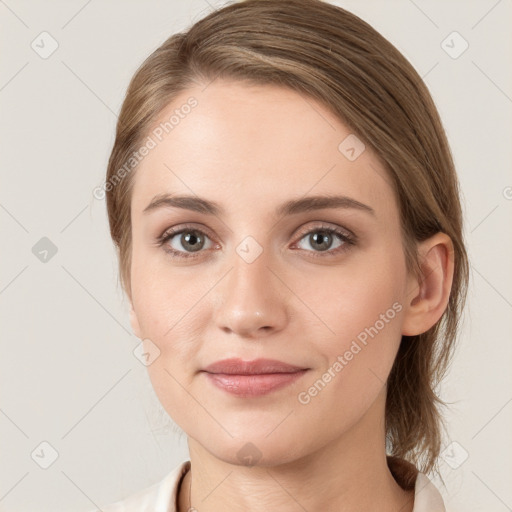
[143,193,375,218]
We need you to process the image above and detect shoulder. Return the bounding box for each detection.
[87,460,191,512]
[387,456,446,512]
[413,472,447,512]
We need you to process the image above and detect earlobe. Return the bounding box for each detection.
[401,232,455,336]
[129,302,142,339]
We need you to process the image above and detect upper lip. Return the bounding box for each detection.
[202,358,308,375]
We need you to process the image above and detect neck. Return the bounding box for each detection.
[177,388,415,512]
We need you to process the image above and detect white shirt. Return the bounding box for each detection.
[93,459,446,511]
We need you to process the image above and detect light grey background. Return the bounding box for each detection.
[1,0,511,511]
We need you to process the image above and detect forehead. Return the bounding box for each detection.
[131,79,397,222]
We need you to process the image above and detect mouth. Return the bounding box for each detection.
[202,357,308,375]
[201,358,309,397]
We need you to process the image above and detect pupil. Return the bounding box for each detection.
[183,231,203,252]
[311,231,331,251]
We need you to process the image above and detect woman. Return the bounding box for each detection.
[97,0,469,510]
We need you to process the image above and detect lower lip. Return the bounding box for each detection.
[204,370,308,397]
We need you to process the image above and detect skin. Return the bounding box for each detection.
[128,79,454,512]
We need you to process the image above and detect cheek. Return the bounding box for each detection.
[304,247,404,334]
[132,283,203,363]
[131,239,195,338]
[309,250,406,377]
[130,240,212,367]
[132,272,204,429]
[292,265,405,438]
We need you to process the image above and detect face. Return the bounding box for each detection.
[129,79,412,465]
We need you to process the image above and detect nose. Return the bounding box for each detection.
[213,250,289,338]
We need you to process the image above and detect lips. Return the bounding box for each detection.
[202,358,307,375]
[201,358,309,397]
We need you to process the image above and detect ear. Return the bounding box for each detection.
[401,232,455,336]
[129,300,142,339]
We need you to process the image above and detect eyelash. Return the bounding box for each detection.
[156,223,356,260]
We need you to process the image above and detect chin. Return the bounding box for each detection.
[199,432,307,468]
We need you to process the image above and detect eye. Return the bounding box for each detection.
[292,224,356,257]
[157,225,217,259]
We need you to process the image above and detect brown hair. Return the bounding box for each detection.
[105,0,469,478]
